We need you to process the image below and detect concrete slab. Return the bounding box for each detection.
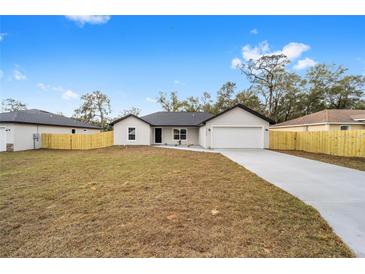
[152,145,219,153]
[217,149,365,257]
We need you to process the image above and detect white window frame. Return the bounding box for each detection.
[172,128,187,141]
[128,127,136,141]
[340,125,350,131]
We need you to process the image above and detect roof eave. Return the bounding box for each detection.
[0,120,101,129]
[149,124,201,127]
[201,104,274,125]
[110,114,151,126]
[270,121,365,128]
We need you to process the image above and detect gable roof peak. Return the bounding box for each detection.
[201,103,274,124]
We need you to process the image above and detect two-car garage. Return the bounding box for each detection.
[200,105,272,149]
[211,126,264,149]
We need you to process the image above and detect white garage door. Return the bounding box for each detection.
[212,127,263,148]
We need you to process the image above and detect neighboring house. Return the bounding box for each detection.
[0,109,101,152]
[111,104,274,149]
[270,109,365,132]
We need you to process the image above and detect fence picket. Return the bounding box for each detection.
[41,131,113,150]
[269,130,365,158]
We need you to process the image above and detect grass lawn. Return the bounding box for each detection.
[273,150,365,172]
[0,146,353,257]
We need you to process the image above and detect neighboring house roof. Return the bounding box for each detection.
[201,104,275,124]
[351,113,365,121]
[271,109,365,128]
[0,109,101,129]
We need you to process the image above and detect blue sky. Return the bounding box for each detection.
[0,16,365,116]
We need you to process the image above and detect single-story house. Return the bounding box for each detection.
[0,109,101,152]
[111,104,274,149]
[270,109,365,132]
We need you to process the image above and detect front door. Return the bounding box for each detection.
[155,128,162,144]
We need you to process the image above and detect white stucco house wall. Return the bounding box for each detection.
[0,109,101,152]
[111,104,273,149]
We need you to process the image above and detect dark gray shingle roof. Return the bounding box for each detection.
[140,111,214,126]
[0,109,101,129]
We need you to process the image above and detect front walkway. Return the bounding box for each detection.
[153,145,218,153]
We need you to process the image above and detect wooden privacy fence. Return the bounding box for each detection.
[269,130,365,157]
[42,131,113,150]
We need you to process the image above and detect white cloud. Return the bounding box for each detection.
[62,89,78,100]
[293,57,317,70]
[0,33,7,42]
[146,97,157,103]
[66,16,111,26]
[231,58,242,69]
[37,83,50,90]
[13,69,26,80]
[51,86,64,92]
[242,40,270,61]
[37,83,78,100]
[0,70,3,80]
[239,41,311,63]
[250,28,258,35]
[281,42,310,60]
[173,80,186,86]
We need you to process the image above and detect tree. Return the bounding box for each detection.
[156,91,184,112]
[182,96,202,112]
[303,64,342,114]
[119,107,141,117]
[1,98,27,112]
[326,75,365,109]
[304,64,365,113]
[214,82,236,113]
[235,88,263,113]
[200,92,214,113]
[274,73,306,122]
[238,54,290,117]
[73,91,111,129]
[182,92,216,113]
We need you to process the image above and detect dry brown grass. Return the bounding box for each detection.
[274,150,365,172]
[0,146,353,257]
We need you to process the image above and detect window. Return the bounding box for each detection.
[128,127,136,140]
[173,128,187,140]
[180,129,187,140]
[340,125,349,131]
[173,129,180,140]
[71,129,76,134]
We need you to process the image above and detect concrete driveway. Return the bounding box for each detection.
[217,149,365,257]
